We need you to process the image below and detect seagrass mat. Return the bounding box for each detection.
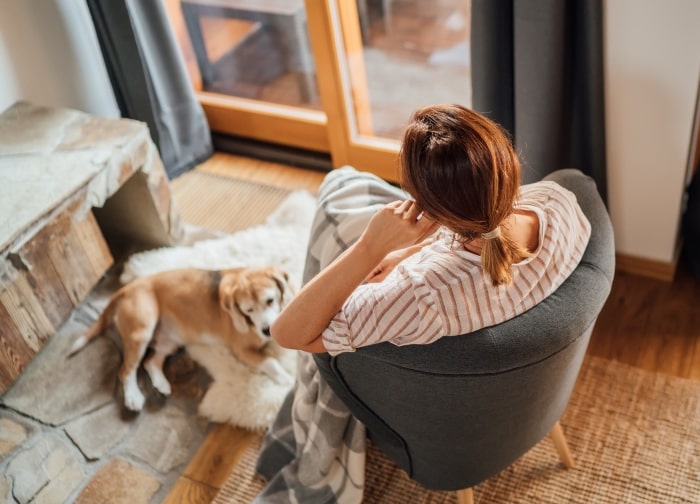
[213,355,700,503]
[169,171,291,233]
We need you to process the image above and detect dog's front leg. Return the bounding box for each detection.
[260,357,295,386]
[238,347,294,385]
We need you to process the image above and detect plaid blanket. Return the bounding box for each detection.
[254,167,408,503]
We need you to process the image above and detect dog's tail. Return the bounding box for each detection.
[68,294,121,356]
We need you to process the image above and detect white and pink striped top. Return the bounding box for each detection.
[321,180,592,356]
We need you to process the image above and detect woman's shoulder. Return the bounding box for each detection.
[520,179,574,201]
[520,180,585,217]
[519,179,591,252]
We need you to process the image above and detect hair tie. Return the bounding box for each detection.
[481,226,501,240]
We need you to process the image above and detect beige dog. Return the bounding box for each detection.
[69,266,295,411]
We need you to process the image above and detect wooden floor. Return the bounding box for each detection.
[164,152,700,503]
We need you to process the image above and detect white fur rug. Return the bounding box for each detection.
[121,189,317,431]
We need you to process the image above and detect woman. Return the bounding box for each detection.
[271,104,591,355]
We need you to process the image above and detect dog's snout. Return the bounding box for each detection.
[262,327,271,337]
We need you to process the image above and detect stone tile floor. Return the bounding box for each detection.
[0,271,214,503]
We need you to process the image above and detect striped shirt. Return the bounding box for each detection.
[321,180,592,355]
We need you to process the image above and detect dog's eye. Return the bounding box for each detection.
[245,307,255,314]
[266,298,274,307]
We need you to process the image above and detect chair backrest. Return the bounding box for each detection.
[314,169,615,491]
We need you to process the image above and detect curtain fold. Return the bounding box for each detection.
[86,0,213,179]
[471,0,607,202]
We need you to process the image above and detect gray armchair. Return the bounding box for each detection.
[313,169,615,501]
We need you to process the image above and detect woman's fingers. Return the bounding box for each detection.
[393,201,437,238]
[363,200,438,255]
[393,200,424,221]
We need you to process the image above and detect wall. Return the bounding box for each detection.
[1,0,699,269]
[604,0,700,265]
[0,0,118,117]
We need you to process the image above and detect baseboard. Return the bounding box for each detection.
[212,133,333,173]
[615,253,677,282]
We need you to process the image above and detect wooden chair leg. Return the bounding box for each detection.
[456,487,474,504]
[549,421,575,468]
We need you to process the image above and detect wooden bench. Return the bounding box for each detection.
[0,102,185,394]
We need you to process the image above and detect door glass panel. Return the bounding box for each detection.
[164,0,472,175]
[342,0,472,141]
[167,0,320,110]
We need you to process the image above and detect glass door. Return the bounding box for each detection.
[309,0,472,181]
[165,0,329,153]
[165,0,472,182]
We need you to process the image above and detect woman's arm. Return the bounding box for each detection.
[271,200,438,353]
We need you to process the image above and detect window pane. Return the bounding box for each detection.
[348,0,472,140]
[170,0,321,110]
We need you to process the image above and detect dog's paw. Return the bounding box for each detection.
[123,382,146,412]
[124,392,145,412]
[260,358,295,386]
[269,370,294,386]
[152,376,172,397]
[144,358,173,396]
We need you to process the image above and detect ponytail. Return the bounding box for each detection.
[480,223,533,285]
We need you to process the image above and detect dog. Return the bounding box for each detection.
[69,265,295,411]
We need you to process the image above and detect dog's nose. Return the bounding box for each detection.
[262,327,271,337]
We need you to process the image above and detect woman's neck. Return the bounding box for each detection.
[463,211,539,255]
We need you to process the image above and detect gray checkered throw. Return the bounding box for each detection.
[253,166,408,503]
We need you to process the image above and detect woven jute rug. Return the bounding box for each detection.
[213,355,700,503]
[170,171,292,233]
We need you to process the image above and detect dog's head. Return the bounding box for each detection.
[219,266,294,345]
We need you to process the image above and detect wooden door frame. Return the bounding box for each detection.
[197,92,330,153]
[306,0,401,182]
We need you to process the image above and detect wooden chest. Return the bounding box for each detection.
[0,102,184,393]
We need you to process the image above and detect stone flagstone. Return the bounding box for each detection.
[1,313,121,426]
[0,416,31,458]
[64,402,134,460]
[74,458,161,504]
[5,433,84,503]
[0,475,11,502]
[126,404,199,474]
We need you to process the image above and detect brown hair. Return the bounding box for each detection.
[399,104,532,285]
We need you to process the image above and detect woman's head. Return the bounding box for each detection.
[399,104,530,285]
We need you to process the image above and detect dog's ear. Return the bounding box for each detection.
[270,267,295,305]
[220,285,250,333]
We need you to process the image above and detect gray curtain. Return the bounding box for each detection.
[471,0,607,202]
[86,0,213,179]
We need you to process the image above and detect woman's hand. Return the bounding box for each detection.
[359,200,439,259]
